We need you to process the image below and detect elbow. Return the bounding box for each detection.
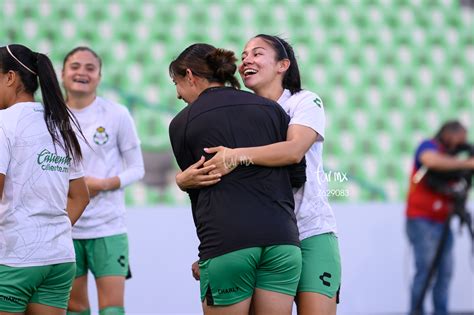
[289,152,305,164]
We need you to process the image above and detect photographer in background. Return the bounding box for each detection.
[406,120,474,315]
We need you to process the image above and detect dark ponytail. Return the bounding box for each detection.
[169,43,240,89]
[36,53,84,162]
[255,34,302,95]
[0,44,84,162]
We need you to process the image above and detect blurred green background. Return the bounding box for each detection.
[1,0,472,205]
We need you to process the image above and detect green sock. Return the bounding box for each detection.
[99,306,125,315]
[67,310,91,315]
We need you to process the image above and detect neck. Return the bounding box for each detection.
[254,84,284,102]
[204,82,224,90]
[197,82,225,96]
[66,92,96,110]
[6,92,34,108]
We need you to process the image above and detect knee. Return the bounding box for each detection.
[67,296,90,313]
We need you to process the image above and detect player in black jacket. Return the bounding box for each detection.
[168,43,302,315]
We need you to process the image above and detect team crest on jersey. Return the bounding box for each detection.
[93,126,109,145]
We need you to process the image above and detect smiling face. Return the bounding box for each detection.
[239,37,287,95]
[62,50,101,98]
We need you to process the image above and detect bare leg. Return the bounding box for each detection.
[96,276,125,309]
[67,275,89,312]
[26,303,65,315]
[202,296,251,315]
[251,288,294,315]
[296,292,336,315]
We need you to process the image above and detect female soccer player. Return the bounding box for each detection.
[169,43,302,315]
[0,44,89,315]
[62,47,144,315]
[182,35,342,315]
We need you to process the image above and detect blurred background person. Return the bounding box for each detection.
[406,120,474,315]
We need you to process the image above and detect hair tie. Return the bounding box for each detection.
[6,45,37,75]
[273,36,289,59]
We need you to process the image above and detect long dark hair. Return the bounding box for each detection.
[0,44,83,162]
[169,43,240,89]
[255,34,302,95]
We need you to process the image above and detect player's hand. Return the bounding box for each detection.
[176,156,221,191]
[191,260,200,281]
[203,146,237,176]
[85,176,105,197]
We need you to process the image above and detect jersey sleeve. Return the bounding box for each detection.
[414,140,438,169]
[69,159,84,180]
[289,92,326,141]
[118,145,145,188]
[0,124,11,175]
[118,107,141,153]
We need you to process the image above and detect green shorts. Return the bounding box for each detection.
[298,233,341,299]
[199,245,302,306]
[74,233,129,278]
[0,262,75,313]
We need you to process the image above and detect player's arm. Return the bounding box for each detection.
[0,126,9,201]
[420,150,474,171]
[204,124,318,175]
[67,177,90,225]
[86,107,146,196]
[85,146,145,196]
[191,259,200,281]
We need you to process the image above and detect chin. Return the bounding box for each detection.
[243,79,257,89]
[71,88,93,95]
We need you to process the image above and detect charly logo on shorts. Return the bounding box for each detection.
[37,149,71,173]
[217,287,240,294]
[93,126,109,145]
[319,272,332,287]
[0,294,24,304]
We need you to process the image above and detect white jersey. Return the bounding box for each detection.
[0,102,83,267]
[70,97,141,239]
[278,89,338,240]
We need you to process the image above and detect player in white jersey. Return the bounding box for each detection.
[0,44,89,315]
[180,35,342,315]
[61,47,144,315]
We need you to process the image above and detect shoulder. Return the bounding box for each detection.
[96,96,131,117]
[0,103,28,131]
[288,90,324,108]
[416,139,439,154]
[170,106,190,130]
